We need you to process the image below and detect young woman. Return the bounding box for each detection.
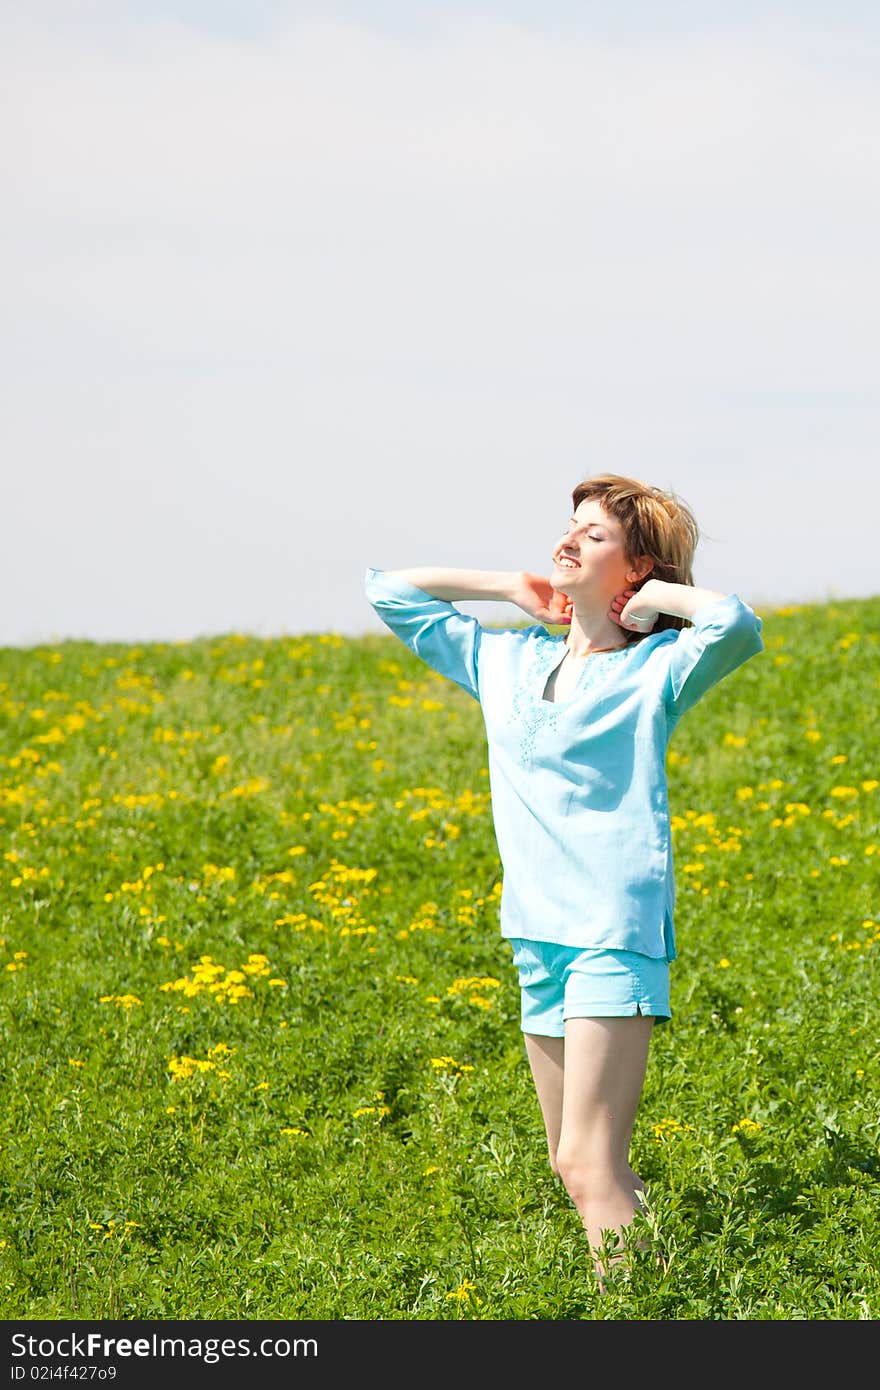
[364,473,764,1281]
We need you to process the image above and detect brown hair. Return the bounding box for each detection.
[571,473,700,637]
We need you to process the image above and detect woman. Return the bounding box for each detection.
[364,473,764,1281]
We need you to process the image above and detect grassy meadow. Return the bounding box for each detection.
[1,595,878,1321]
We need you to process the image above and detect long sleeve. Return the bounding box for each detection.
[364,567,483,702]
[661,593,764,718]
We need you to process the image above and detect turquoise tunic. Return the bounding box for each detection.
[365,568,764,962]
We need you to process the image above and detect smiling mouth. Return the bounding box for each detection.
[555,556,580,569]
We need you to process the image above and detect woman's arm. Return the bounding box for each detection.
[653,580,728,621]
[613,578,728,631]
[387,568,571,624]
[385,568,521,602]
[611,577,764,717]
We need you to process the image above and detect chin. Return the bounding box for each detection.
[550,579,573,597]
[551,567,586,595]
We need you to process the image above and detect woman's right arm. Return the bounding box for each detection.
[387,568,571,624]
[386,568,521,602]
[365,566,568,702]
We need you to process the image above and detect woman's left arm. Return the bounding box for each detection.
[612,578,728,630]
[612,578,765,719]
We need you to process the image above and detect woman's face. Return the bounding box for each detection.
[551,499,649,600]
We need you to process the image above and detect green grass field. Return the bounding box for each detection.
[1,595,878,1320]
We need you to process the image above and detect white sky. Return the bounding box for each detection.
[3,2,879,647]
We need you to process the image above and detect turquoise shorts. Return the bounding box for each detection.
[508,937,671,1037]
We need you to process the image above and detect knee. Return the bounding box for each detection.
[555,1147,605,1203]
[555,1149,586,1197]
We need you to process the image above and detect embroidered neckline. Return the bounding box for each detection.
[539,634,633,706]
[506,633,636,767]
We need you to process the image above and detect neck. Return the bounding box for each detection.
[564,604,630,657]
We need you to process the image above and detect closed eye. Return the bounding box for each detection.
[567,523,605,539]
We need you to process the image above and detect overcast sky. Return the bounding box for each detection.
[3,1,879,648]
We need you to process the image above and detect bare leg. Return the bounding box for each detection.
[523,1032,566,1176]
[525,1017,654,1282]
[558,1016,654,1278]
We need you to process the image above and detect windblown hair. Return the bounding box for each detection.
[571,473,700,637]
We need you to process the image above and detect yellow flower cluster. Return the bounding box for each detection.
[109,861,165,901]
[7,864,50,888]
[430,1055,475,1077]
[168,1042,235,1081]
[160,953,286,1004]
[390,785,491,850]
[446,1278,483,1306]
[396,900,442,941]
[830,919,880,951]
[88,1219,140,1239]
[446,976,502,1010]
[112,792,164,810]
[273,911,327,933]
[219,776,270,800]
[651,1117,694,1142]
[200,863,236,882]
[308,798,375,843]
[305,859,378,936]
[732,1118,762,1135]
